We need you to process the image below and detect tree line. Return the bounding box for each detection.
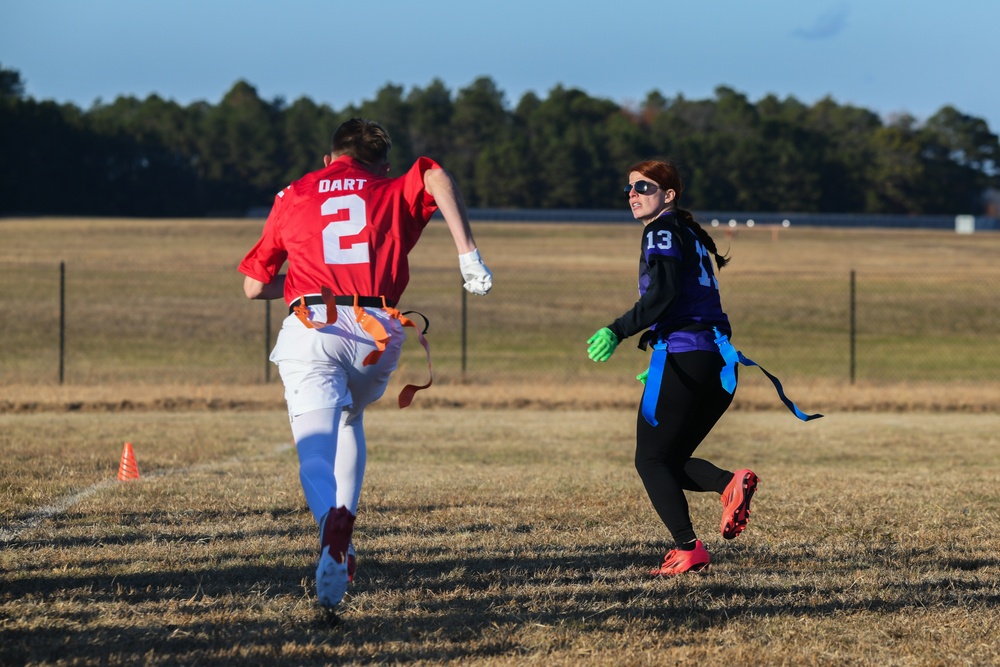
[2,64,998,217]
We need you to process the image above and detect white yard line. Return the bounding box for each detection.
[0,443,293,545]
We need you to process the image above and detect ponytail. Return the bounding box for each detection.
[677,208,729,270]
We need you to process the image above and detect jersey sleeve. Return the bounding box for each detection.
[608,260,681,341]
[238,189,289,283]
[607,216,684,341]
[403,156,443,221]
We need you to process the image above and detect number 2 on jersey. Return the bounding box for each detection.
[321,194,368,265]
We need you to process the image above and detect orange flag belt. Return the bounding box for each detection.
[292,288,432,408]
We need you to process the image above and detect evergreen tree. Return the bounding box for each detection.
[2,64,998,217]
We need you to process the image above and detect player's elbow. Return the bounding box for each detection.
[243,276,265,300]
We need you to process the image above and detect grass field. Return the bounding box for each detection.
[2,219,1000,665]
[2,406,998,666]
[2,218,1000,386]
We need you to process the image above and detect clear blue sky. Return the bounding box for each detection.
[3,0,999,133]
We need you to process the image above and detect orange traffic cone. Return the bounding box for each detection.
[118,442,140,481]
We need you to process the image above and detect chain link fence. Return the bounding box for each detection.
[2,258,997,388]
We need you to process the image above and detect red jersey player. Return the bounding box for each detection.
[239,118,492,614]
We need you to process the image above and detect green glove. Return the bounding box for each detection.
[636,369,648,385]
[587,327,619,362]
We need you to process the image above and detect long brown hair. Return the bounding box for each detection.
[628,159,729,270]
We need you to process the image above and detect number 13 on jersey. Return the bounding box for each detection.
[646,229,719,291]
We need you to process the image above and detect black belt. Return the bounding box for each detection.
[289,295,394,314]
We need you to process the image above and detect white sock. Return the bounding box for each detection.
[291,407,341,525]
[334,407,367,514]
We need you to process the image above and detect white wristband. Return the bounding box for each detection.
[459,249,482,266]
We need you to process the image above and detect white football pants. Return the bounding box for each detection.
[271,304,404,524]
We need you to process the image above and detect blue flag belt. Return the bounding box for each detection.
[640,329,823,426]
[640,342,669,426]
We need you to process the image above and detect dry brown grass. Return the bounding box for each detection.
[3,220,999,664]
[3,218,1000,385]
[2,376,1000,415]
[2,404,999,666]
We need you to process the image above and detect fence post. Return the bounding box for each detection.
[59,261,65,385]
[265,300,272,383]
[849,269,856,384]
[461,288,468,379]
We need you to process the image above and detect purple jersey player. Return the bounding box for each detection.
[586,159,758,577]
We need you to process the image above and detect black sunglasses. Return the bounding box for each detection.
[623,180,658,196]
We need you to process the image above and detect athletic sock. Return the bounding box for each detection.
[676,540,697,551]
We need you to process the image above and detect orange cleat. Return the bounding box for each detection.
[721,469,758,539]
[649,540,711,576]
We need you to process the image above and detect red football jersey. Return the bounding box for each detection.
[239,155,441,306]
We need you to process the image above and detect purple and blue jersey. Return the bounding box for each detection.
[615,212,821,425]
[608,212,731,353]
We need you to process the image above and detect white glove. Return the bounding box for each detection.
[458,249,493,295]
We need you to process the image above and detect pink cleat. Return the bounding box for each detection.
[721,469,758,540]
[649,540,711,576]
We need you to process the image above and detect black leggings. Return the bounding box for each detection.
[635,350,735,546]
